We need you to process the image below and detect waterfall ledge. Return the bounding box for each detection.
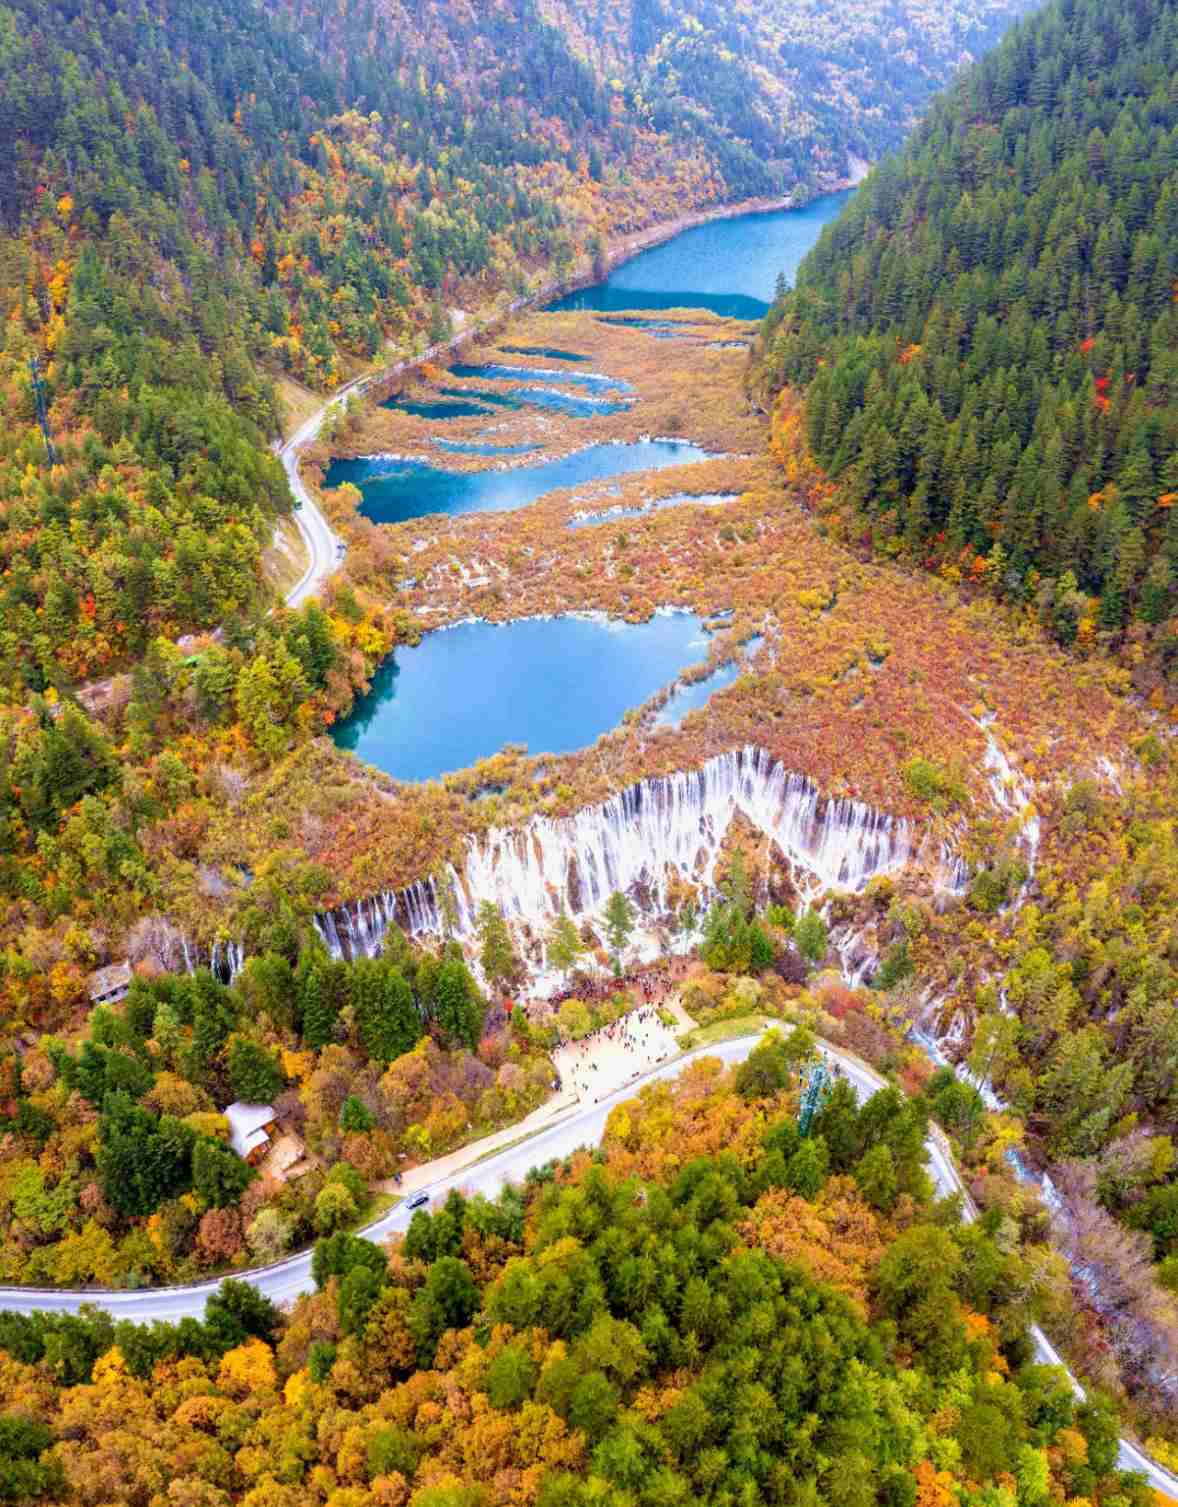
[314,745,927,966]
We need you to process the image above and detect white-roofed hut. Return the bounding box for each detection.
[225,1102,277,1163]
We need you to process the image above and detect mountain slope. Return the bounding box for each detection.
[755,0,1178,648]
[291,0,1043,199]
[0,0,1036,695]
[537,0,1044,184]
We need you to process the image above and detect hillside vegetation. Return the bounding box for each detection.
[748,0,1178,1430]
[0,1050,1153,1507]
[0,0,1033,693]
[342,0,1041,199]
[755,0,1178,651]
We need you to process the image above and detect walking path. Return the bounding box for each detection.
[553,1002,688,1105]
[377,1081,580,1198]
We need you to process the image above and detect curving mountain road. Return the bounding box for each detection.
[279,379,360,609]
[273,187,861,610]
[1,1029,1174,1494]
[278,329,514,609]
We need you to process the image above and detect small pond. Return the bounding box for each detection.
[386,396,494,419]
[654,633,764,728]
[654,663,743,727]
[327,439,712,526]
[481,387,629,418]
[450,362,631,395]
[499,345,588,362]
[434,439,541,457]
[383,383,628,423]
[333,613,720,782]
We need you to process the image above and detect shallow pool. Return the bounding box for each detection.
[327,440,713,526]
[568,492,738,529]
[434,439,541,457]
[450,362,632,394]
[499,345,589,362]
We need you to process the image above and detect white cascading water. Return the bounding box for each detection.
[910,708,1066,1225]
[314,745,914,962]
[175,936,245,983]
[976,714,1041,879]
[211,939,244,983]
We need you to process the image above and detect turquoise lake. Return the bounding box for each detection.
[550,190,854,319]
[326,439,710,526]
[333,193,853,777]
[334,614,713,782]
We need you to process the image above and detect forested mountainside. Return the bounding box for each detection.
[0,0,1033,694]
[742,0,1178,1428]
[755,0,1178,649]
[288,0,1042,201]
[0,1047,1153,1507]
[538,0,1042,179]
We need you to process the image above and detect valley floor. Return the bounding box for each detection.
[237,304,1143,933]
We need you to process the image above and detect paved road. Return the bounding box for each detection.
[279,380,358,609]
[277,316,531,609]
[276,285,572,609]
[1,1029,1174,1492]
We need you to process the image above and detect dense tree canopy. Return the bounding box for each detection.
[0,926,526,1288]
[0,0,1035,692]
[0,1057,1152,1507]
[757,0,1178,646]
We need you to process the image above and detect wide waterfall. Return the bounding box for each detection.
[315,745,917,963]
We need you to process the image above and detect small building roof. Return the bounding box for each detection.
[87,962,132,1002]
[225,1101,276,1159]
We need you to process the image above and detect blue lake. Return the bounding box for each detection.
[333,194,855,780]
[327,439,711,525]
[550,190,855,319]
[333,614,714,782]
